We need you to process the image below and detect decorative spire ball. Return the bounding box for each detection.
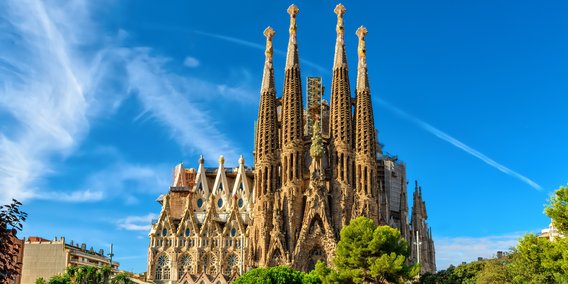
[239,155,245,165]
[199,154,204,164]
[218,155,225,165]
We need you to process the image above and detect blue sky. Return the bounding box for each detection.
[1,0,567,273]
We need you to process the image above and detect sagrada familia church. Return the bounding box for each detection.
[147,4,436,283]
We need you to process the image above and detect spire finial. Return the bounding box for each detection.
[356,25,369,91]
[239,155,244,165]
[334,4,346,36]
[332,4,348,69]
[199,154,204,164]
[356,26,368,59]
[287,4,299,36]
[285,5,300,69]
[263,27,275,62]
[261,27,276,93]
[218,155,225,165]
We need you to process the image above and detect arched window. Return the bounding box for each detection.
[225,255,238,275]
[155,255,170,280]
[164,267,170,280]
[202,255,209,273]
[178,254,193,278]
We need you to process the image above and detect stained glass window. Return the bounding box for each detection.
[156,255,170,280]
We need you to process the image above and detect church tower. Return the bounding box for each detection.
[249,27,279,268]
[147,5,436,282]
[352,26,380,223]
[279,4,305,258]
[410,181,437,274]
[329,4,355,234]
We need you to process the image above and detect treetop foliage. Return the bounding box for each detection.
[422,184,568,284]
[0,199,27,284]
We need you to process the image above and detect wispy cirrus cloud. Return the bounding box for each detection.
[378,99,542,191]
[0,0,91,204]
[0,0,251,203]
[36,190,105,203]
[435,232,526,270]
[117,213,158,231]
[194,30,329,74]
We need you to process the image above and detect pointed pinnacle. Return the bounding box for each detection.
[263,26,275,61]
[334,4,346,35]
[288,4,300,36]
[356,26,368,41]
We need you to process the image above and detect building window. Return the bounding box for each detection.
[178,254,193,278]
[156,255,170,280]
[217,199,223,208]
[164,267,170,280]
[185,228,190,237]
[225,255,238,275]
[238,198,244,208]
[197,198,203,208]
[162,229,167,236]
[231,228,237,237]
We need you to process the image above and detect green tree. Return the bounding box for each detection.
[0,199,27,284]
[40,265,115,284]
[334,217,418,283]
[545,185,568,234]
[476,254,513,284]
[233,266,320,284]
[310,261,344,284]
[110,272,133,284]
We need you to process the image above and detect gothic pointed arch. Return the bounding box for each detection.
[194,155,211,213]
[154,253,172,281]
[212,155,231,212]
[230,155,252,213]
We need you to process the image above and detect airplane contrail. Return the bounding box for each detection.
[194,30,329,74]
[377,98,542,190]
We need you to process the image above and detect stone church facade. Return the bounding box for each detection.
[147,4,435,283]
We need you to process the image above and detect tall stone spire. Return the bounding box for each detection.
[410,181,437,274]
[250,26,279,267]
[329,3,354,232]
[281,4,304,185]
[255,26,278,174]
[280,3,305,258]
[352,25,379,223]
